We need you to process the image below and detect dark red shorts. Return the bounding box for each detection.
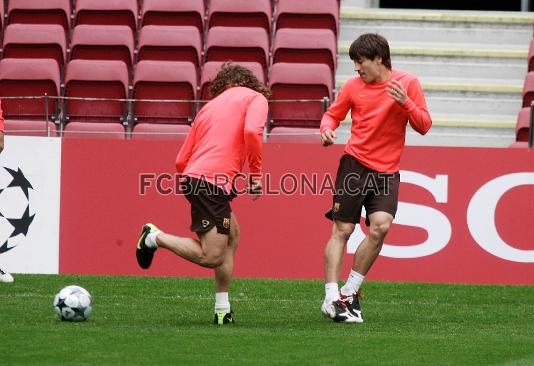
[181,177,233,236]
[325,154,400,226]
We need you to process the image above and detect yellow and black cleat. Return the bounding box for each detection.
[214,310,234,325]
[135,223,159,269]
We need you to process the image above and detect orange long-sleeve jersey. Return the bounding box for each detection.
[320,69,432,172]
[176,86,268,192]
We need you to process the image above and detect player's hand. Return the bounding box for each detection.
[387,79,407,104]
[321,128,336,146]
[248,179,262,201]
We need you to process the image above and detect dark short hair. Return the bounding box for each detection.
[209,62,271,99]
[349,33,391,69]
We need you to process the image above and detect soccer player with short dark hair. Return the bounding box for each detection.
[320,33,432,323]
[136,63,270,325]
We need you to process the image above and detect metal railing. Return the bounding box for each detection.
[0,95,330,139]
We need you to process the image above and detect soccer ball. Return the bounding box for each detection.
[53,285,93,322]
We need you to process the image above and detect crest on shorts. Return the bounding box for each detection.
[223,218,230,229]
[202,220,210,227]
[333,202,340,213]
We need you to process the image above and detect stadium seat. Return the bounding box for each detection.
[515,107,531,142]
[64,60,129,123]
[0,1,4,29]
[508,141,529,148]
[7,0,71,30]
[62,122,125,139]
[276,0,339,36]
[528,38,534,72]
[140,0,205,32]
[522,71,534,108]
[267,127,320,143]
[74,0,137,31]
[2,24,67,66]
[0,58,60,120]
[268,62,333,128]
[137,26,202,67]
[199,61,265,101]
[70,25,134,67]
[205,27,270,70]
[131,123,191,140]
[272,28,337,73]
[3,120,58,137]
[133,60,197,124]
[207,0,272,32]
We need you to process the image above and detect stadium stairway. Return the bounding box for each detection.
[336,3,534,147]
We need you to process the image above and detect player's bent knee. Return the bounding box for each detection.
[202,254,225,268]
[369,222,391,241]
[333,222,355,241]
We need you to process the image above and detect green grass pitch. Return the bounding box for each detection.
[1,275,533,365]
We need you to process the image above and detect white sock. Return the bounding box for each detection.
[145,231,162,249]
[215,292,231,313]
[340,270,365,296]
[325,282,340,303]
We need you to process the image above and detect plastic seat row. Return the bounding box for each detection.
[3,0,338,34]
[2,23,336,84]
[1,58,332,138]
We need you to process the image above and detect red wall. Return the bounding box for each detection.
[59,139,534,284]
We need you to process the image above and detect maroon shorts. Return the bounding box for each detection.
[181,177,233,236]
[325,154,400,226]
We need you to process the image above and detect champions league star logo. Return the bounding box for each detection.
[0,167,35,254]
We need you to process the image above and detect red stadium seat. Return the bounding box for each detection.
[4,120,58,137]
[276,0,339,35]
[272,28,337,73]
[0,1,4,29]
[133,60,197,124]
[205,27,270,69]
[0,58,60,120]
[528,38,534,72]
[269,62,333,128]
[509,141,529,148]
[207,0,272,32]
[267,127,320,143]
[140,0,205,31]
[522,71,534,108]
[2,24,67,66]
[70,25,134,67]
[63,122,125,139]
[74,0,137,31]
[8,0,71,30]
[137,26,202,67]
[64,60,129,123]
[131,123,191,140]
[199,61,265,101]
[515,107,531,142]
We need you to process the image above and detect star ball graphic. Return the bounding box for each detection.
[0,167,35,254]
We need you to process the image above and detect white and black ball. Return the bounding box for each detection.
[53,285,93,322]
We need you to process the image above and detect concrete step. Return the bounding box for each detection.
[334,123,516,147]
[337,55,527,83]
[426,95,521,117]
[339,17,533,47]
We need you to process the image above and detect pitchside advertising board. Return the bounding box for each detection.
[1,137,532,283]
[58,140,534,284]
[0,136,61,274]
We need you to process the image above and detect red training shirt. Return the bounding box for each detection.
[320,69,432,172]
[176,86,268,192]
